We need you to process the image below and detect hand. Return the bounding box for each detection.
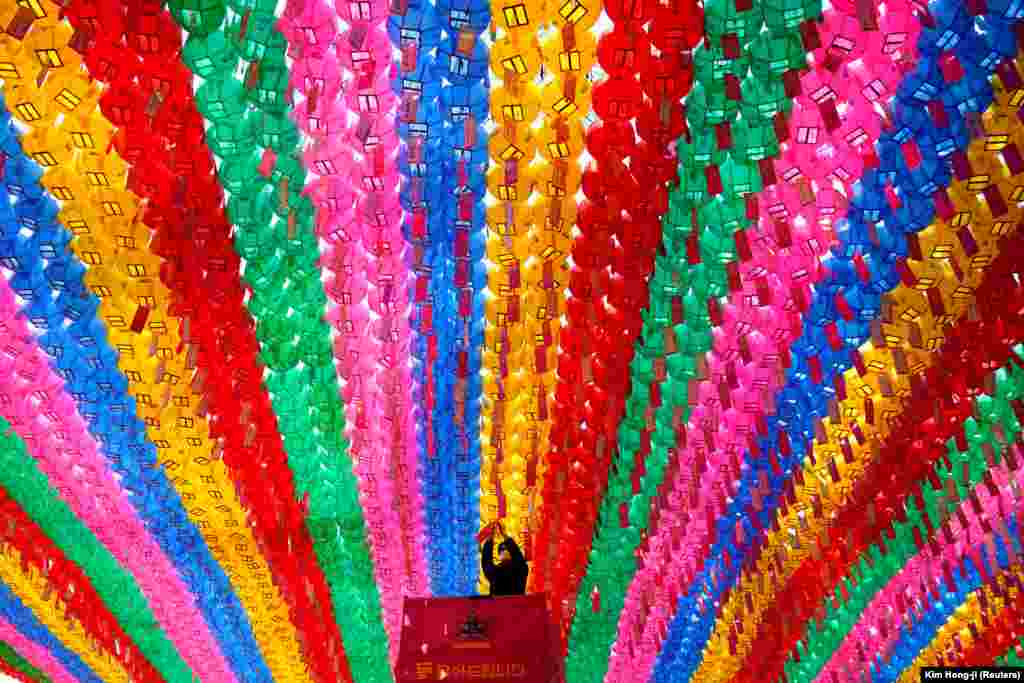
[478,523,497,545]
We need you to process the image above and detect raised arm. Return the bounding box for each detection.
[481,537,496,582]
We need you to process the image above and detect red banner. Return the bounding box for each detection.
[395,594,562,683]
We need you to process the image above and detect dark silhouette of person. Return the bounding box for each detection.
[481,528,528,596]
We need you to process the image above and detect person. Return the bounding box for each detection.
[480,523,528,596]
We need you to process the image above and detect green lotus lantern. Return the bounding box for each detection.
[704,0,764,43]
[167,0,227,37]
[181,30,237,80]
[195,77,247,121]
